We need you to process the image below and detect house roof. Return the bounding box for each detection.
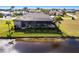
[15,13,53,21]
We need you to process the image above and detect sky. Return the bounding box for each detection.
[0,6,79,9]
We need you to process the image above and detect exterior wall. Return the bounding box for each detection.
[21,21,55,28]
[14,20,56,29]
[14,20,21,28]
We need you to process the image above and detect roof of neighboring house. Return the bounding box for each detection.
[0,11,11,14]
[14,13,53,21]
[66,9,75,12]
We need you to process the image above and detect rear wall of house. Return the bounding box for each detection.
[14,20,21,28]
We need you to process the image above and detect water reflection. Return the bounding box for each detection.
[14,42,54,53]
[0,38,79,53]
[0,39,18,53]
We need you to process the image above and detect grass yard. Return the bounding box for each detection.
[0,20,14,37]
[58,14,79,37]
[12,32,62,37]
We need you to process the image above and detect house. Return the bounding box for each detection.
[49,10,64,16]
[65,9,76,13]
[0,11,12,18]
[49,10,56,15]
[28,9,41,13]
[13,12,55,30]
[56,10,64,16]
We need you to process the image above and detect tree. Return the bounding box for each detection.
[23,7,28,12]
[41,9,49,14]
[36,7,40,10]
[10,6,15,10]
[53,16,63,24]
[10,6,15,12]
[52,16,63,34]
[23,7,27,10]
[6,21,12,37]
[62,8,66,16]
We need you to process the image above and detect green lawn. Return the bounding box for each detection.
[0,20,14,37]
[12,32,62,37]
[58,15,79,37]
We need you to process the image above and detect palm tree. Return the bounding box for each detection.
[53,16,63,24]
[62,8,66,16]
[52,16,63,34]
[6,21,11,37]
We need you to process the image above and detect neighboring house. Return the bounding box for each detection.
[66,9,76,13]
[22,11,28,15]
[49,10,64,16]
[13,13,55,29]
[28,9,41,13]
[56,10,64,16]
[0,11,12,18]
[49,10,56,15]
[13,11,23,15]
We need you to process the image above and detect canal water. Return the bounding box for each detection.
[0,38,79,53]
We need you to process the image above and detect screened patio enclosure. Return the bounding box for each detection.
[21,21,55,29]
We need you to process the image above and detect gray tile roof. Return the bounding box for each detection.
[16,13,52,21]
